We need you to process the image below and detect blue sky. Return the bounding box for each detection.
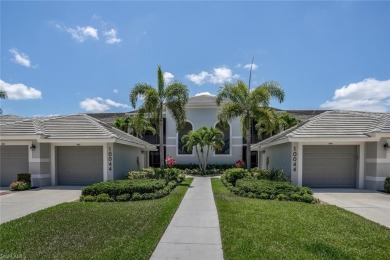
[1,1,389,116]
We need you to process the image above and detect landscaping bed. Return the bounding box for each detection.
[0,178,193,260]
[221,168,316,203]
[81,168,185,202]
[212,178,390,259]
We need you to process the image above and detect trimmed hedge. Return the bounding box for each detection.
[127,167,185,183]
[221,168,249,186]
[82,179,166,197]
[235,179,315,203]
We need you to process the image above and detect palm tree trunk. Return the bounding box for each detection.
[159,103,164,168]
[195,146,202,171]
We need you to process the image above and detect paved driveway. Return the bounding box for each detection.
[313,188,390,228]
[0,186,83,224]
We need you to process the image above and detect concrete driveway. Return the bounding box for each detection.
[313,188,390,228]
[0,186,83,224]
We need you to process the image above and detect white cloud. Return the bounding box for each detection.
[56,24,98,42]
[209,67,240,84]
[186,66,239,85]
[320,78,390,112]
[195,92,215,97]
[80,97,129,112]
[186,71,210,85]
[163,72,174,84]
[105,99,130,108]
[0,79,42,100]
[104,29,121,44]
[243,63,258,70]
[113,89,118,93]
[235,63,242,68]
[9,48,32,68]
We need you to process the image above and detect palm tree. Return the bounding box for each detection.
[130,66,189,168]
[0,90,7,115]
[279,112,300,131]
[216,80,284,170]
[182,126,224,173]
[114,114,156,138]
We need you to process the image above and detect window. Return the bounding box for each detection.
[178,122,193,154]
[215,122,230,154]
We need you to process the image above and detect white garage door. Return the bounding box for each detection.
[303,145,357,188]
[56,146,103,185]
[0,145,29,186]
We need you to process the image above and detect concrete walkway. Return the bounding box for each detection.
[151,177,224,260]
[0,186,82,224]
[313,188,390,228]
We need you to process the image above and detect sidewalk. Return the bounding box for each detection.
[151,177,224,260]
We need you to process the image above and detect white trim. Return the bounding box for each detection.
[31,174,50,179]
[103,143,108,181]
[0,140,32,145]
[365,176,387,181]
[366,158,390,163]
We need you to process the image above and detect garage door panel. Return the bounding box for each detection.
[57,146,103,185]
[0,146,29,186]
[303,145,356,188]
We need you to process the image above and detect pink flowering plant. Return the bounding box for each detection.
[235,159,246,169]
[165,156,176,168]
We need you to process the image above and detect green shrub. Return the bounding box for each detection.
[221,168,249,186]
[82,179,166,197]
[82,195,96,202]
[155,168,182,183]
[127,168,156,180]
[9,181,31,191]
[132,193,142,201]
[233,179,315,203]
[176,164,232,171]
[251,168,288,182]
[384,177,390,193]
[115,194,131,202]
[17,173,31,184]
[96,193,110,202]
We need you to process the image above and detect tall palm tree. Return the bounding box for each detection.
[216,80,284,170]
[0,90,7,115]
[130,66,189,168]
[182,126,224,173]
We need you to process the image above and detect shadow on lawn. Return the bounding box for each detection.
[304,242,350,259]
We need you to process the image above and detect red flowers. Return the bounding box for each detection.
[166,156,176,168]
[235,159,246,168]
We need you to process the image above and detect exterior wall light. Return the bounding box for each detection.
[30,144,36,151]
[384,143,390,151]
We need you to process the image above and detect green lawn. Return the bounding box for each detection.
[0,178,193,260]
[212,178,390,260]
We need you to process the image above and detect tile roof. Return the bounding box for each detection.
[252,110,390,149]
[0,114,156,150]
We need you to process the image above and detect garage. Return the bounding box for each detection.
[56,146,103,185]
[0,145,29,186]
[303,145,357,188]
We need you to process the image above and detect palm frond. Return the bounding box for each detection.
[258,81,285,103]
[157,65,165,97]
[217,102,245,124]
[129,83,154,108]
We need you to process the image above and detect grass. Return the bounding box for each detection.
[212,178,390,260]
[0,178,193,260]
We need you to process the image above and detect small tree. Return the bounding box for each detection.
[114,114,156,139]
[182,126,224,173]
